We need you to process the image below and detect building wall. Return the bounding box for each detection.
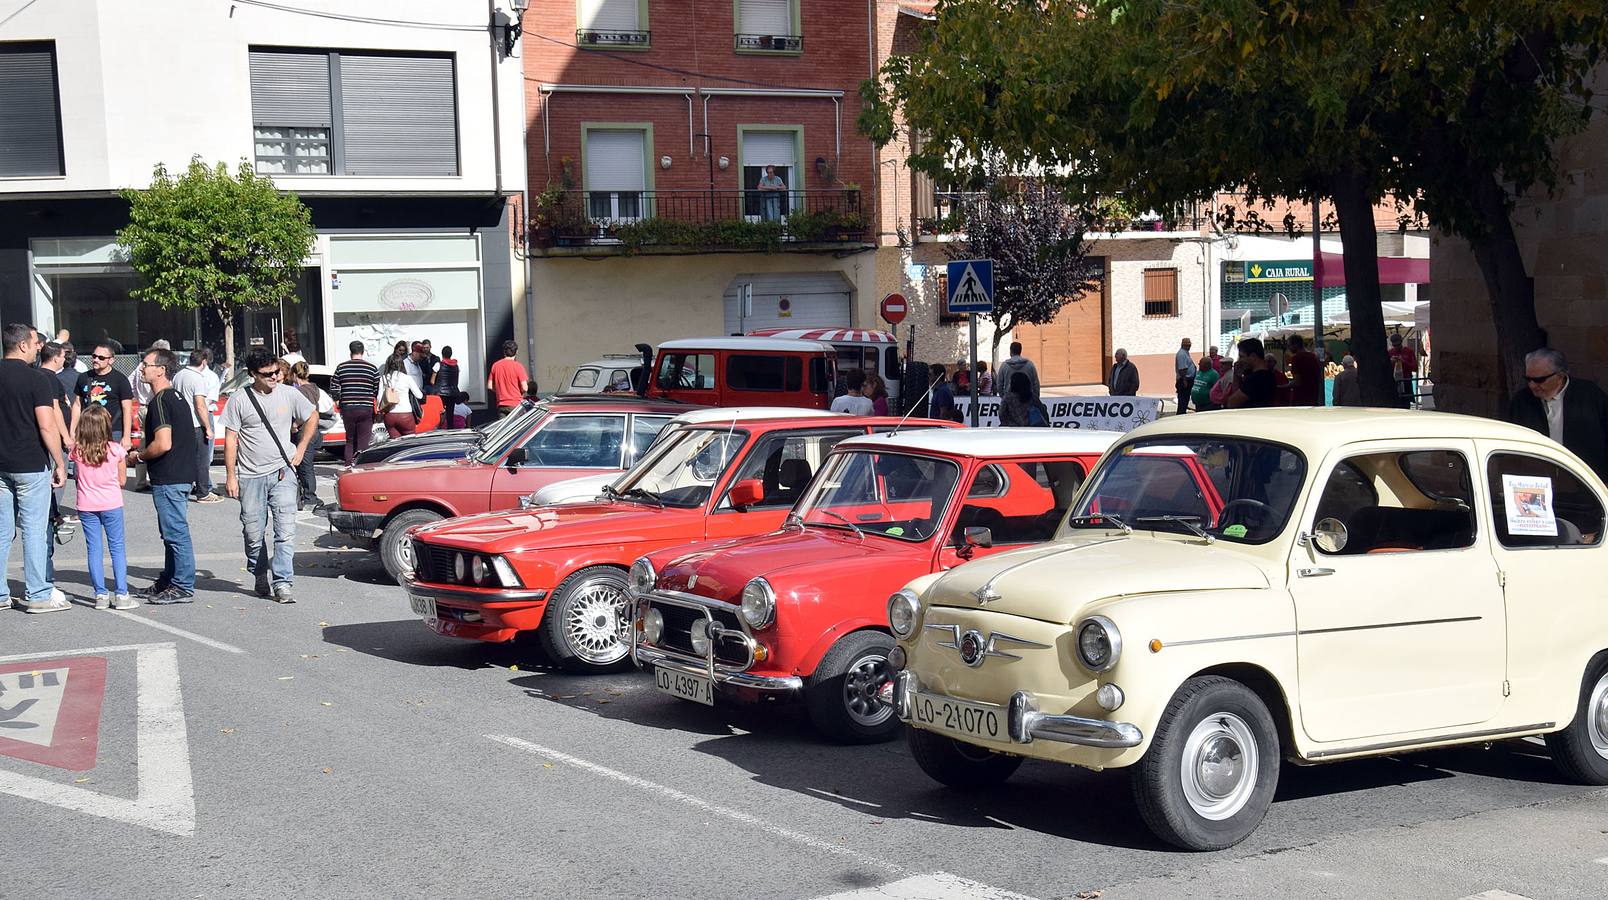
[1105,238,1214,392]
[1430,71,1608,417]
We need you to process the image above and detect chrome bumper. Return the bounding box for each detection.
[633,643,801,692]
[629,590,800,692]
[893,671,1142,750]
[320,505,384,537]
[401,576,549,604]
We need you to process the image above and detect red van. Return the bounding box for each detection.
[647,337,836,410]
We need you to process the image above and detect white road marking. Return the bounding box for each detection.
[108,610,247,654]
[1596,857,1608,865]
[0,667,69,745]
[0,642,196,836]
[0,643,163,663]
[1459,892,1537,900]
[485,734,1041,900]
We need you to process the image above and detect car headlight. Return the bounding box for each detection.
[1075,615,1121,673]
[629,557,656,594]
[491,556,521,588]
[740,578,776,629]
[689,619,712,656]
[887,589,920,638]
[453,553,468,583]
[643,608,664,644]
[471,556,490,586]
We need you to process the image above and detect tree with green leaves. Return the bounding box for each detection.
[117,159,315,372]
[862,0,1606,407]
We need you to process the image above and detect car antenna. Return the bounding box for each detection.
[891,374,941,436]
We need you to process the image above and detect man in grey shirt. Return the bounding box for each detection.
[221,349,317,603]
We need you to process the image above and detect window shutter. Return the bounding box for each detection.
[0,43,64,177]
[738,0,792,34]
[1143,268,1179,317]
[742,131,797,168]
[249,50,332,128]
[339,54,459,176]
[579,0,639,30]
[585,130,646,190]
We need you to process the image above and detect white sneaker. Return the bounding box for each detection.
[23,594,71,614]
[110,593,137,610]
[93,593,111,610]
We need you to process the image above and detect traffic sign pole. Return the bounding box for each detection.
[968,315,980,427]
[944,260,995,428]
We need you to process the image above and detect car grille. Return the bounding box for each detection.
[413,541,461,585]
[649,596,747,666]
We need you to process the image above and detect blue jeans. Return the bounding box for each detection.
[239,469,297,589]
[0,469,55,602]
[81,507,129,596]
[152,483,195,593]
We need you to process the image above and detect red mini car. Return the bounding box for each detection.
[324,396,689,581]
[399,415,957,672]
[630,428,1122,743]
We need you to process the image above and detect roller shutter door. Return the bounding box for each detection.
[1014,260,1107,386]
[579,0,639,30]
[0,44,63,177]
[724,272,852,334]
[738,0,792,35]
[340,54,458,177]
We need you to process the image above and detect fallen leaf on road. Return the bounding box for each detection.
[603,688,623,695]
[320,702,333,707]
[321,767,332,775]
[1074,891,1102,899]
[205,604,214,608]
[317,621,330,627]
[74,777,91,784]
[334,648,349,653]
[595,699,611,704]
[542,763,553,769]
[509,664,519,671]
[221,727,236,734]
[277,676,293,681]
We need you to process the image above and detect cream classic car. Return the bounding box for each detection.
[887,408,1608,851]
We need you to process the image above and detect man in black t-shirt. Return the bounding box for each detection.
[1227,338,1277,409]
[0,323,69,612]
[73,341,135,448]
[131,348,197,604]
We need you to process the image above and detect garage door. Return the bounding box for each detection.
[1014,260,1107,386]
[724,272,852,334]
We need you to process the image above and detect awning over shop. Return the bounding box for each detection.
[1316,252,1431,288]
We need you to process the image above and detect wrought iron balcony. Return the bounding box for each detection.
[576,28,650,47]
[735,34,803,52]
[531,189,866,252]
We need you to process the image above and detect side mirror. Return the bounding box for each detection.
[728,479,764,510]
[504,446,527,473]
[964,526,994,549]
[1311,517,1349,554]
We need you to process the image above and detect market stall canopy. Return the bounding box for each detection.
[1330,300,1425,328]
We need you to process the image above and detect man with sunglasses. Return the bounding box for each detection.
[70,341,134,450]
[131,348,197,605]
[220,348,317,604]
[1508,347,1608,483]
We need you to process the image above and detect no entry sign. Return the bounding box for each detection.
[880,293,908,325]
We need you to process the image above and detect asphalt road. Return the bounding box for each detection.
[2,463,1606,899]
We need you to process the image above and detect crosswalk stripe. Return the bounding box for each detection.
[1459,891,1536,900]
[806,873,1041,900]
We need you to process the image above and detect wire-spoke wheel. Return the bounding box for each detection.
[540,566,632,674]
[1546,658,1608,784]
[806,631,901,744]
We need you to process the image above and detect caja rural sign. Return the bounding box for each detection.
[956,396,1161,431]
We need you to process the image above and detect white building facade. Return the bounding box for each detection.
[0,0,528,398]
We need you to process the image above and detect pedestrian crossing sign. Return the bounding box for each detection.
[945,259,994,313]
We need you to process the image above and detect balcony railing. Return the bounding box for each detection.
[533,189,867,251]
[735,33,803,52]
[576,28,650,47]
[914,190,1217,237]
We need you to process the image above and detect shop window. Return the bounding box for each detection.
[1488,452,1605,548]
[0,42,64,177]
[1143,268,1179,317]
[249,48,458,177]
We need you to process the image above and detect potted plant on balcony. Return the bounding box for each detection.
[529,183,566,248]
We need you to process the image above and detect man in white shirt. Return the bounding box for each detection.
[172,349,222,502]
[830,369,875,415]
[403,341,428,395]
[1174,337,1198,414]
[996,341,1040,402]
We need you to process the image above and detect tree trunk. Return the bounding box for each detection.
[1466,169,1546,401]
[1329,170,1397,406]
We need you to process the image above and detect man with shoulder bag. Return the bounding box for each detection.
[220,349,317,603]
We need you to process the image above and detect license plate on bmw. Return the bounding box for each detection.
[655,666,714,706]
[910,689,1009,744]
[409,594,437,620]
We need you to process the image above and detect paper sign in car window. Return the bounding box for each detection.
[1501,473,1558,536]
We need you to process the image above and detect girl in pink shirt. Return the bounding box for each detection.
[72,405,134,609]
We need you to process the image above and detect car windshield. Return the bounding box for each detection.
[471,406,548,464]
[610,427,748,508]
[793,450,961,542]
[1071,437,1306,544]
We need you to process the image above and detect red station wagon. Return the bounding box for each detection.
[323,396,690,580]
[399,416,956,672]
[630,428,1122,743]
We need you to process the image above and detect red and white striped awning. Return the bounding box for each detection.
[747,328,897,343]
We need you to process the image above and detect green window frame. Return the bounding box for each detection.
[733,0,802,55]
[576,0,651,50]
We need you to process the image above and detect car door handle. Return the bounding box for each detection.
[1297,567,1335,578]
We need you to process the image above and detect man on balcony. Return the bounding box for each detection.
[757,165,787,222]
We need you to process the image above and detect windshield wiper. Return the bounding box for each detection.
[600,483,621,501]
[810,509,865,542]
[621,487,664,508]
[1067,513,1132,535]
[783,511,806,533]
[1134,515,1214,543]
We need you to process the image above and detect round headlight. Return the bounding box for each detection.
[740,578,776,629]
[453,553,467,582]
[471,556,489,586]
[1076,616,1121,673]
[887,589,920,638]
[629,558,656,594]
[689,619,712,656]
[643,609,664,644]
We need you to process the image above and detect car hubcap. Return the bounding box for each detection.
[1180,712,1258,821]
[562,581,629,665]
[1588,672,1608,760]
[395,540,414,570]
[843,654,893,727]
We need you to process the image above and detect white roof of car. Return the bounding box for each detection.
[1132,407,1555,455]
[574,355,643,368]
[671,406,839,425]
[658,337,835,353]
[836,427,1123,458]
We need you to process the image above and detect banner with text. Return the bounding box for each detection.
[956,396,1161,431]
